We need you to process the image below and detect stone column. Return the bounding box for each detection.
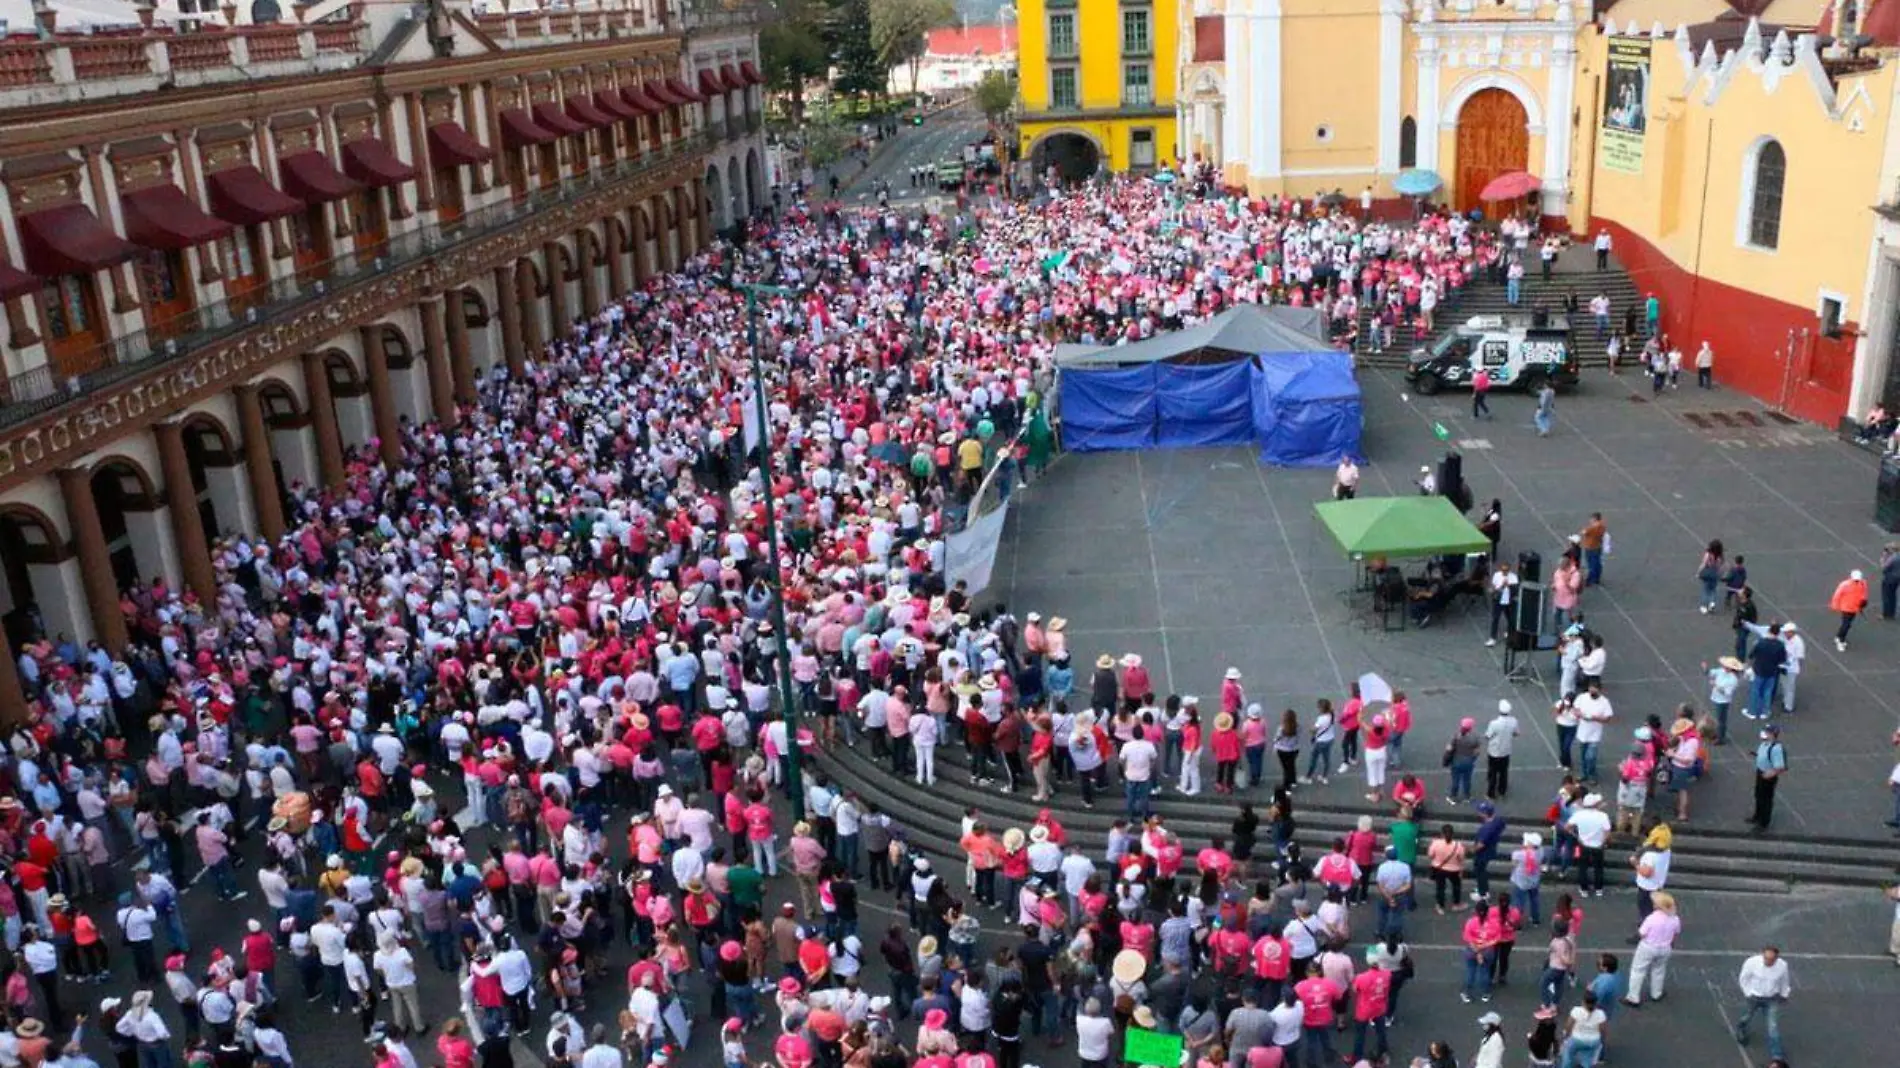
[494,265,526,376]
[234,384,286,542]
[153,422,218,605]
[514,261,542,362]
[543,241,568,336]
[300,351,348,488]
[58,466,129,651]
[359,326,403,467]
[0,626,24,729]
[420,295,459,426]
[445,292,476,403]
[577,232,601,318]
[605,230,627,302]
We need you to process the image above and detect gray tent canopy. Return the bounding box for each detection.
[1054,303,1327,368]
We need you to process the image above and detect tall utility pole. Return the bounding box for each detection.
[732,277,806,819]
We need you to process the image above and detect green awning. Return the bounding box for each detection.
[1314,495,1492,560]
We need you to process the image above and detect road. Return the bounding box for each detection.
[814,103,991,206]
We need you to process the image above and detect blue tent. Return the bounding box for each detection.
[1055,305,1362,461]
[1250,351,1364,467]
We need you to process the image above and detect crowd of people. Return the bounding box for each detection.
[0,170,1837,1068]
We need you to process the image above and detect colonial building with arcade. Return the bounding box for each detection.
[0,0,766,723]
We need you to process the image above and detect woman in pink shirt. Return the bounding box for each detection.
[1388,691,1413,768]
[1177,709,1203,796]
[1211,714,1242,794]
[1337,684,1364,772]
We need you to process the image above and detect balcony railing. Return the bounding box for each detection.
[0,133,715,430]
[0,22,369,104]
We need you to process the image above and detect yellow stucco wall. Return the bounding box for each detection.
[1578,28,1890,315]
[1280,0,1381,181]
[1018,0,1181,172]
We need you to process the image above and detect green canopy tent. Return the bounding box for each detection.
[1314,495,1491,561]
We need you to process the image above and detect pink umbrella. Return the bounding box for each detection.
[1479,171,1541,202]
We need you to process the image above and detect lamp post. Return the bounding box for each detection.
[732,277,806,819]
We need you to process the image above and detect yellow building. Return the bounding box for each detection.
[1017,0,1181,176]
[1181,0,1900,425]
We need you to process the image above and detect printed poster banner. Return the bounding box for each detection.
[946,500,1010,596]
[1602,38,1651,174]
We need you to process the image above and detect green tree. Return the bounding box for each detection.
[761,0,830,121]
[973,68,1015,120]
[828,0,886,98]
[871,0,956,95]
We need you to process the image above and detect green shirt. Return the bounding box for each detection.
[1389,819,1420,869]
[728,864,764,909]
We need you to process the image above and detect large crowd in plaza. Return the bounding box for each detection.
[0,164,1839,1068]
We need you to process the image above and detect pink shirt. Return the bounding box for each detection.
[195,824,228,866]
[1637,910,1680,948]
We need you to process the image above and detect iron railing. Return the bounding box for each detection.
[0,132,714,430]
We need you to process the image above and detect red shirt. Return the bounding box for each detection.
[1294,975,1341,1027]
[1351,968,1390,1022]
[1252,934,1289,980]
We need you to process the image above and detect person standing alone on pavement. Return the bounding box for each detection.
[1880,544,1900,620]
[1750,725,1788,832]
[1578,514,1608,586]
[1695,341,1715,388]
[1485,702,1519,800]
[1473,367,1494,420]
[1832,568,1870,651]
[1733,946,1792,1061]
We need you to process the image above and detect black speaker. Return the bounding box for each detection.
[1878,455,1900,533]
[1514,582,1547,635]
[1508,629,1535,651]
[1517,550,1543,584]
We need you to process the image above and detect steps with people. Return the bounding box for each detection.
[1353,251,1649,374]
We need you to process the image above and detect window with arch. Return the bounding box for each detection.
[1744,139,1786,251]
[1399,116,1417,169]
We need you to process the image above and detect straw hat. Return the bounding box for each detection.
[793,821,812,837]
[1718,655,1745,672]
[1214,712,1234,731]
[1132,1005,1157,1029]
[1029,825,1050,844]
[15,1019,42,1038]
[1111,948,1146,984]
[917,936,939,957]
[1095,654,1116,670]
[1002,828,1025,851]
[1047,616,1068,631]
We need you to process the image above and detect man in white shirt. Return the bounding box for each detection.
[374,933,425,1033]
[578,1027,624,1068]
[1733,946,1791,1060]
[1484,700,1519,800]
[309,907,351,1013]
[1119,735,1158,820]
[1572,682,1614,784]
[1565,794,1613,898]
[494,938,536,1033]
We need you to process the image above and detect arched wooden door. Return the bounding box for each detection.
[1454,89,1528,217]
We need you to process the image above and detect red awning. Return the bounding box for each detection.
[206,164,303,225]
[16,204,138,276]
[278,151,360,203]
[594,91,638,121]
[120,183,231,251]
[499,108,557,148]
[428,121,494,167]
[740,60,763,85]
[341,137,418,188]
[698,69,724,96]
[533,101,590,136]
[0,258,35,301]
[621,85,659,115]
[645,79,682,106]
[566,94,614,128]
[720,64,744,91]
[667,75,704,103]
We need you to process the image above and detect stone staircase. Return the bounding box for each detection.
[811,740,1900,897]
[1353,252,1647,372]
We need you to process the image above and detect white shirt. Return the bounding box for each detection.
[1738,954,1791,999]
[1075,1014,1114,1060]
[1269,1000,1306,1046]
[1573,693,1613,744]
[374,946,418,988]
[311,921,350,966]
[1635,849,1671,892]
[1566,807,1612,850]
[1484,715,1518,758]
[1568,1007,1607,1043]
[579,1043,625,1068]
[1120,739,1158,782]
[495,947,535,994]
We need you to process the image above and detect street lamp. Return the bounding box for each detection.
[729,276,807,819]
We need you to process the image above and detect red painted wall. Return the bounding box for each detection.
[1587,216,1855,425]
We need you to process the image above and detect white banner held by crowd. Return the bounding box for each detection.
[946,501,1011,596]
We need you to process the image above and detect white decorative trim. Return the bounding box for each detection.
[1377,0,1403,173]
[1818,288,1850,322]
[1248,4,1285,178]
[1440,70,1546,129]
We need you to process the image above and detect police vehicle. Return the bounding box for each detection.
[1405,314,1579,395]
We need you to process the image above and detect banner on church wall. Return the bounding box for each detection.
[1602,38,1651,174]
